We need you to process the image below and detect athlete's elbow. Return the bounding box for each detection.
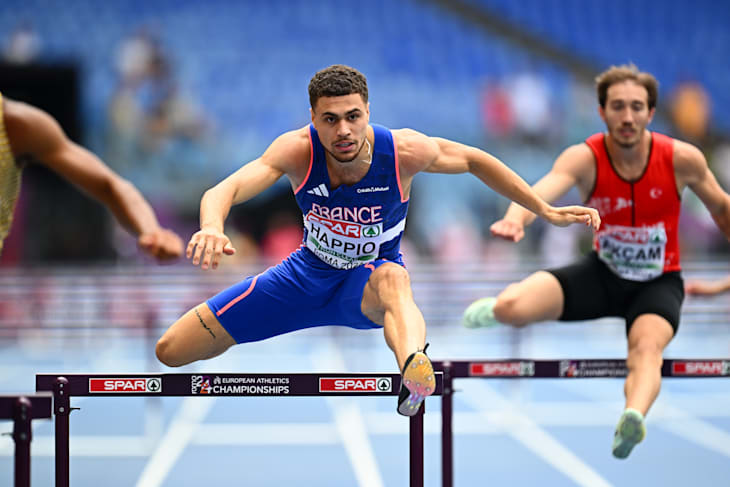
[202,184,235,208]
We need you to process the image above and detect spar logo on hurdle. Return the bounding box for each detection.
[671,360,730,376]
[468,361,535,377]
[319,377,392,393]
[88,377,162,393]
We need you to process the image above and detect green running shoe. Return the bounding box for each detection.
[462,297,499,329]
[612,408,646,459]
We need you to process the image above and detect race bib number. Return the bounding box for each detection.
[597,224,666,281]
[303,211,404,269]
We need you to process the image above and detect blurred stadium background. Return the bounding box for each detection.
[1,1,729,486]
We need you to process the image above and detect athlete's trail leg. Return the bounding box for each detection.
[156,303,236,367]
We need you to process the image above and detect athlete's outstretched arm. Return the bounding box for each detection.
[675,142,730,297]
[5,100,183,261]
[686,276,730,296]
[395,130,600,235]
[188,129,307,269]
[492,143,596,242]
[676,141,730,239]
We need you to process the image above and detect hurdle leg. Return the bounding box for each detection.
[13,397,32,487]
[441,363,453,487]
[409,404,424,487]
[53,378,70,487]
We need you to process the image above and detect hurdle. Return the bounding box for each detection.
[0,393,53,487]
[432,358,730,487]
[36,371,443,487]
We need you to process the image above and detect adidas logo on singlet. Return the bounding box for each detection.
[307,183,329,197]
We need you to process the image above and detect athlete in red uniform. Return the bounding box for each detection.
[463,64,730,458]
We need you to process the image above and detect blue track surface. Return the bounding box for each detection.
[2,280,729,486]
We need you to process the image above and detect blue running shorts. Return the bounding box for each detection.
[207,247,405,343]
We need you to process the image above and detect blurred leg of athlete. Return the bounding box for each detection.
[625,314,674,416]
[613,313,673,459]
[492,271,565,325]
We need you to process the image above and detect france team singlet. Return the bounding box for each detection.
[586,132,680,281]
[294,123,409,269]
[206,123,410,343]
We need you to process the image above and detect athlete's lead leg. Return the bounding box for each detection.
[361,263,434,416]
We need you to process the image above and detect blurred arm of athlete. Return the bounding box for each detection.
[685,276,730,296]
[486,143,597,242]
[392,129,600,239]
[674,140,730,239]
[4,99,183,261]
[674,139,730,296]
[188,128,310,269]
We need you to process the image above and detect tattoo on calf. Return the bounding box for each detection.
[195,308,217,339]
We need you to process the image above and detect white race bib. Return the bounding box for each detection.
[303,211,405,269]
[597,224,667,281]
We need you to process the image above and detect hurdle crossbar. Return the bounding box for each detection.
[432,358,730,487]
[36,372,443,487]
[0,393,53,487]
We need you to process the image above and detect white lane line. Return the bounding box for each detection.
[135,396,216,487]
[462,381,614,487]
[639,398,730,459]
[332,400,388,487]
[312,341,385,487]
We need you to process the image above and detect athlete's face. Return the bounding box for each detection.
[599,81,655,149]
[311,94,370,163]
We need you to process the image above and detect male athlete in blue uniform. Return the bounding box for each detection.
[156,65,600,416]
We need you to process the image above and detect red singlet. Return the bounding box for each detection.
[586,132,680,281]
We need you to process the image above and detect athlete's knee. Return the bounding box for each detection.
[627,339,664,369]
[627,318,672,368]
[372,263,411,292]
[155,334,188,368]
[493,286,529,326]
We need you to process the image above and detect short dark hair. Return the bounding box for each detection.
[595,64,659,110]
[308,64,368,109]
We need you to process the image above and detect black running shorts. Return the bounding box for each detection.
[546,251,684,335]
